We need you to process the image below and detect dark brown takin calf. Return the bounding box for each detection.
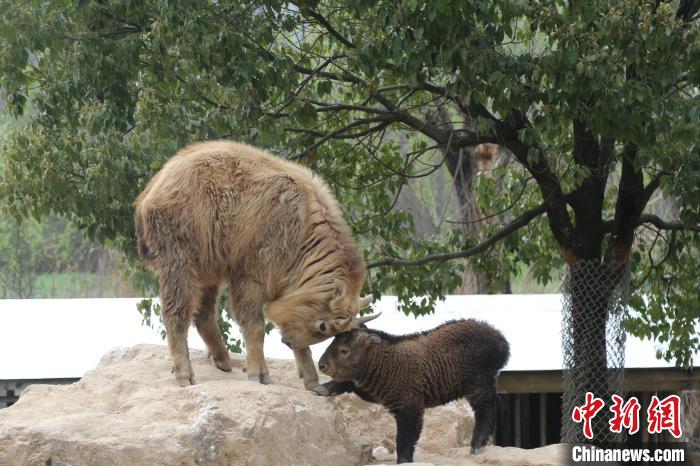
[318,319,510,463]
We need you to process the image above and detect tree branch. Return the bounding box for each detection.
[286,116,397,160]
[293,64,362,85]
[492,117,575,257]
[286,120,391,140]
[292,64,572,255]
[638,215,700,232]
[641,170,671,202]
[604,145,674,263]
[606,143,645,263]
[367,201,548,268]
[266,56,342,118]
[305,9,355,49]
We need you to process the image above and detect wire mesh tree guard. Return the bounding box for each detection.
[561,259,631,444]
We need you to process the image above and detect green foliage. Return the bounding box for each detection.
[0,0,698,365]
[627,229,700,366]
[0,214,124,298]
[0,217,41,298]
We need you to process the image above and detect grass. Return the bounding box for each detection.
[4,272,138,299]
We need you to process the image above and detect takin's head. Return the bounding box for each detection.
[318,328,383,381]
[267,280,377,349]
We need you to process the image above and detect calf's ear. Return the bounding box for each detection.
[356,331,382,346]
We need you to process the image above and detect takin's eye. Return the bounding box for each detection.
[339,347,350,358]
[313,320,328,334]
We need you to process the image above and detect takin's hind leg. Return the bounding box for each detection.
[468,387,498,454]
[194,284,232,372]
[293,347,325,394]
[229,280,270,384]
[160,270,200,387]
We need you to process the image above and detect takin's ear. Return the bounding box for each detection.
[331,316,351,332]
[358,294,373,309]
[333,279,347,300]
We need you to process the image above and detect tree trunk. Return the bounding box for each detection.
[564,259,629,443]
[445,146,487,294]
[561,126,637,443]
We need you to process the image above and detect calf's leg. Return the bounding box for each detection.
[317,380,356,396]
[194,284,232,372]
[392,406,424,463]
[469,387,498,454]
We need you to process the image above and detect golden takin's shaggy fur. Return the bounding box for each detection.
[134,140,373,391]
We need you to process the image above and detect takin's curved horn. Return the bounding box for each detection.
[358,294,374,309]
[354,311,382,327]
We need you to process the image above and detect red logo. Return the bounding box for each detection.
[572,392,605,439]
[572,393,683,440]
[609,394,641,435]
[647,394,682,438]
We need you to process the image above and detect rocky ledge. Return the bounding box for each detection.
[0,344,564,465]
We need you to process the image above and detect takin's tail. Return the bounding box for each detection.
[493,334,511,371]
[134,210,153,263]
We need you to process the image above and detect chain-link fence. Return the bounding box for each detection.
[561,260,631,444]
[681,390,700,451]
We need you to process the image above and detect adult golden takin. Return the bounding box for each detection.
[134,140,375,393]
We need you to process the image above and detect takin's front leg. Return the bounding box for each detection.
[392,406,424,464]
[230,280,270,384]
[315,380,379,402]
[293,347,327,394]
[316,380,356,396]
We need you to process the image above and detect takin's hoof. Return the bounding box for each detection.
[470,446,485,455]
[171,365,196,387]
[310,384,331,396]
[248,372,271,384]
[210,353,233,372]
[175,374,197,387]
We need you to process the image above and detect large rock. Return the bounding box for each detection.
[0,344,564,465]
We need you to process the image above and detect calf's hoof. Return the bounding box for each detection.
[470,446,484,455]
[310,384,331,396]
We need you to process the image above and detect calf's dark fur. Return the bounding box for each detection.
[318,319,510,463]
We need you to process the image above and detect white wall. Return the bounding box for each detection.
[0,295,694,379]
